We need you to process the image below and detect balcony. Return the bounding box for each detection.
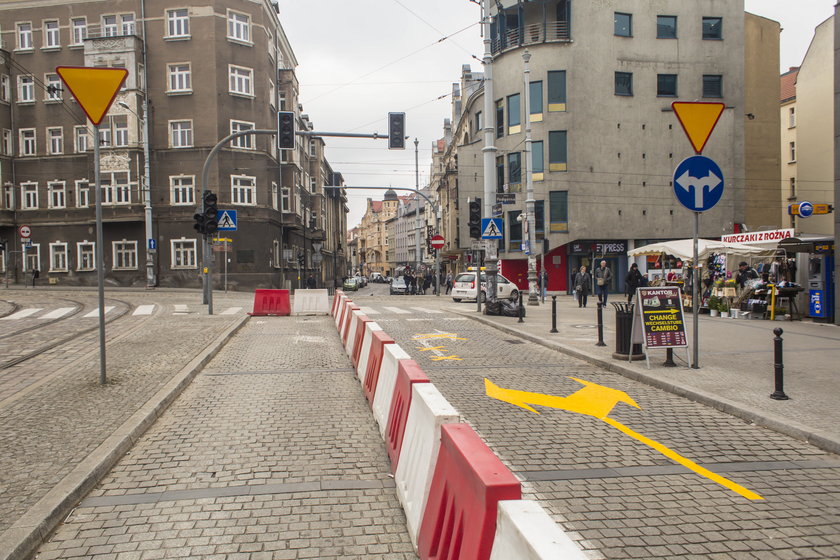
[491,20,571,55]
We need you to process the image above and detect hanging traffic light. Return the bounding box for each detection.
[203,190,218,234]
[468,198,482,239]
[277,111,295,150]
[193,211,206,234]
[388,112,405,150]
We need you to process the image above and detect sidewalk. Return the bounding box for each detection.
[455,293,840,456]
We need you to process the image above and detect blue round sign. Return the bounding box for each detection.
[798,201,814,218]
[673,156,725,212]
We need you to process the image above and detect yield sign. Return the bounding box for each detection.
[56,66,128,125]
[671,101,725,154]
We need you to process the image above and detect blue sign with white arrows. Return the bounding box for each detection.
[216,210,238,231]
[481,218,503,239]
[673,156,724,212]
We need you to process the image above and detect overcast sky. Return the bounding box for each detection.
[277,1,836,229]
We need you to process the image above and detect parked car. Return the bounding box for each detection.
[342,277,359,291]
[370,272,385,283]
[451,271,519,303]
[389,276,408,295]
[354,275,367,288]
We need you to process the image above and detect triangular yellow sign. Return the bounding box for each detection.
[671,102,725,154]
[56,66,128,126]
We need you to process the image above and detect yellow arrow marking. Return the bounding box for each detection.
[431,355,462,361]
[413,333,468,340]
[417,346,447,352]
[484,378,763,500]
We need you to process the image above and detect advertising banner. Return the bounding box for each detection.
[636,286,688,349]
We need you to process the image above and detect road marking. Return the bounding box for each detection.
[83,306,115,318]
[382,306,411,314]
[220,307,242,315]
[485,378,763,501]
[39,307,75,319]
[133,305,155,316]
[413,333,467,340]
[358,307,380,315]
[1,308,44,320]
[173,304,188,314]
[431,355,462,361]
[416,346,447,352]
[410,307,443,314]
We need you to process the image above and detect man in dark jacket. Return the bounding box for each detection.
[736,261,758,290]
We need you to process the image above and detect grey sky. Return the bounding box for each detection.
[277,1,835,229]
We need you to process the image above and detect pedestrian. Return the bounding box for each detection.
[624,263,644,303]
[573,265,591,308]
[593,260,612,306]
[406,273,415,295]
[305,274,316,289]
[32,267,39,287]
[445,273,453,295]
[539,269,548,299]
[736,261,758,291]
[423,274,432,295]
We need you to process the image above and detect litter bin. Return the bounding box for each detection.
[611,302,645,361]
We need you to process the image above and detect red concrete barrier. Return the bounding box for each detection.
[352,313,373,368]
[337,299,353,336]
[247,289,291,316]
[362,330,395,405]
[334,295,349,329]
[341,303,360,344]
[386,360,430,471]
[417,423,521,560]
[331,290,344,317]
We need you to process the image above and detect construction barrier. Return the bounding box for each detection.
[417,423,521,560]
[293,289,330,315]
[395,383,460,547]
[372,343,412,437]
[247,289,291,316]
[340,302,360,345]
[334,294,349,329]
[351,313,373,368]
[489,501,588,560]
[385,360,430,471]
[356,322,383,380]
[331,290,344,317]
[344,309,366,358]
[362,330,395,405]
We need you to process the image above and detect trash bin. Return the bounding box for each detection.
[611,302,645,361]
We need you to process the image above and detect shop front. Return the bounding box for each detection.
[567,240,628,295]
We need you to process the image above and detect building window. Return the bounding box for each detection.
[2,129,12,155]
[71,18,87,45]
[19,129,36,156]
[549,190,569,232]
[507,152,521,186]
[99,126,111,147]
[45,73,62,101]
[50,243,69,272]
[75,126,90,153]
[475,111,482,134]
[269,80,276,109]
[507,210,522,252]
[77,242,96,271]
[21,182,38,209]
[789,141,796,162]
[18,75,35,103]
[113,116,129,147]
[121,14,135,36]
[495,99,504,138]
[657,16,677,39]
[496,156,505,192]
[702,74,722,98]
[17,23,33,50]
[548,130,567,172]
[48,182,66,208]
[167,63,191,93]
[702,17,722,40]
[507,93,521,133]
[170,175,195,205]
[229,66,253,96]
[614,13,632,37]
[3,184,14,210]
[271,182,278,210]
[171,239,197,269]
[166,9,190,38]
[615,72,633,96]
[788,107,795,128]
[231,120,254,149]
[170,120,193,148]
[76,180,90,207]
[113,241,138,270]
[44,20,60,48]
[101,172,131,205]
[23,243,41,273]
[529,81,543,120]
[102,15,118,37]
[789,177,796,199]
[231,175,256,205]
[227,11,251,43]
[547,71,566,111]
[532,140,544,179]
[1,75,10,101]
[281,187,291,211]
[47,127,63,154]
[657,74,677,97]
[308,138,316,157]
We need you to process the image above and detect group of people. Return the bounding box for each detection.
[572,260,647,308]
[402,272,440,295]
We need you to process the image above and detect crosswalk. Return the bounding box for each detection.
[358,305,446,316]
[0,304,246,321]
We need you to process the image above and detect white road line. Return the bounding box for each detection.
[1,308,43,320]
[382,306,411,315]
[83,306,115,318]
[133,305,155,316]
[173,304,188,314]
[39,307,75,319]
[410,307,443,314]
[220,307,242,315]
[358,307,380,315]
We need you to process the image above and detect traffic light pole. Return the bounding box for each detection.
[480,0,499,305]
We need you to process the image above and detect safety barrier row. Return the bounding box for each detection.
[329,292,587,560]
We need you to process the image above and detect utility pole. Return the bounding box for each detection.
[523,49,538,306]
[414,138,422,272]
[481,0,499,303]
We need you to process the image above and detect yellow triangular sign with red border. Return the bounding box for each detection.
[671,102,725,154]
[56,66,128,126]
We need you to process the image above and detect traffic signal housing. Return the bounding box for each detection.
[297,251,305,267]
[202,190,218,234]
[468,198,482,239]
[388,112,405,150]
[278,111,295,150]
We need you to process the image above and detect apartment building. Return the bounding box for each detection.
[0,0,347,289]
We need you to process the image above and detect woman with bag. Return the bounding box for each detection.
[573,265,592,308]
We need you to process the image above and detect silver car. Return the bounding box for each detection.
[451,271,520,303]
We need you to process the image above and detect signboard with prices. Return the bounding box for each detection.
[636,286,688,349]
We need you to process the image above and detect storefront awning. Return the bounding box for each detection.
[628,239,773,262]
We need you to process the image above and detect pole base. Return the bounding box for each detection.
[612,352,646,361]
[770,391,790,401]
[596,341,607,347]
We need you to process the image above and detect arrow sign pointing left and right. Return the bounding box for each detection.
[673,155,725,213]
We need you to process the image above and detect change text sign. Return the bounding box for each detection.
[636,286,688,349]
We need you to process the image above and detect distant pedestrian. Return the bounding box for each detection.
[624,263,644,303]
[445,273,453,295]
[305,274,316,289]
[32,267,39,287]
[539,269,548,299]
[423,274,432,295]
[593,260,612,306]
[573,266,591,308]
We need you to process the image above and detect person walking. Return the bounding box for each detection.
[305,274,316,289]
[593,260,612,306]
[540,269,548,299]
[624,263,644,303]
[573,265,592,308]
[445,272,453,295]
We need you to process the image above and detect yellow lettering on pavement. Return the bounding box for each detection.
[431,355,462,361]
[417,346,447,352]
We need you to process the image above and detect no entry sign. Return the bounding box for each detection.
[430,235,445,250]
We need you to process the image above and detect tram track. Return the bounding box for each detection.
[0,297,85,340]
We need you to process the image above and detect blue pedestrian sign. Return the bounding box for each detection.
[148,239,156,250]
[216,210,238,231]
[798,201,814,218]
[673,156,724,212]
[481,218,503,239]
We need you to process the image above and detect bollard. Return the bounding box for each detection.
[770,328,790,400]
[518,294,524,323]
[595,303,606,346]
[662,348,677,367]
[550,295,558,333]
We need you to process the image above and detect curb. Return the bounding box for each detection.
[0,315,250,560]
[455,310,840,457]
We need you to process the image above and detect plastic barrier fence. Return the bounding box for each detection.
[331,290,344,317]
[293,289,330,315]
[362,330,395,405]
[356,322,383,381]
[386,360,430,471]
[248,289,291,316]
[344,309,366,357]
[489,501,588,560]
[341,303,360,345]
[351,313,373,368]
[372,343,412,437]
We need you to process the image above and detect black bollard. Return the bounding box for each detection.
[595,302,606,346]
[550,295,558,333]
[770,328,790,400]
[518,294,524,323]
[662,348,677,367]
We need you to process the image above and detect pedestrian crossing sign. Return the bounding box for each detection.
[481,218,503,239]
[216,210,238,231]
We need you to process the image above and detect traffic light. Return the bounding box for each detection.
[278,111,295,150]
[468,198,482,239]
[297,251,305,267]
[388,112,405,150]
[0,240,5,252]
[193,211,206,234]
[202,190,218,234]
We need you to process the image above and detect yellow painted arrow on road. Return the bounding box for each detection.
[485,378,763,500]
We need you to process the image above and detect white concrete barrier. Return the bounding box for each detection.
[356,322,383,380]
[292,289,329,315]
[372,343,411,436]
[490,501,588,560]
[344,309,365,357]
[334,294,348,329]
[395,383,460,547]
[339,300,356,340]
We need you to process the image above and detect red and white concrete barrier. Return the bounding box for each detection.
[385,360,430,470]
[372,343,412,437]
[344,309,367,358]
[362,330,395,405]
[489,500,588,560]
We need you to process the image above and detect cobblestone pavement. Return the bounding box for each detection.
[33,315,417,559]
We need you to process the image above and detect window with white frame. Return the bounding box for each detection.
[166,9,190,38]
[171,238,197,268]
[279,91,286,111]
[1,75,10,101]
[21,182,38,209]
[17,23,33,50]
[227,11,251,43]
[3,129,13,155]
[167,63,191,93]
[121,14,135,35]
[48,181,66,208]
[71,18,87,45]
[269,80,275,109]
[231,175,256,205]
[102,15,118,37]
[75,180,90,208]
[3,184,14,210]
[309,138,316,157]
[44,20,60,47]
[47,127,63,154]
[113,116,128,147]
[45,73,62,101]
[18,75,34,103]
[170,175,194,205]
[230,120,254,149]
[281,187,291,211]
[101,171,131,205]
[113,240,137,269]
[77,242,95,271]
[75,126,89,152]
[19,129,36,156]
[170,120,192,148]
[24,243,40,273]
[271,182,278,210]
[50,242,68,272]
[228,66,253,96]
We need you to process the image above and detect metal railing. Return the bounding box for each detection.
[491,20,571,54]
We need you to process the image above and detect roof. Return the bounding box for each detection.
[780,67,798,103]
[370,200,383,213]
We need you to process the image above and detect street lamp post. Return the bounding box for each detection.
[522,50,538,305]
[414,138,422,272]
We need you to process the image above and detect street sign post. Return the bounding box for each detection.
[18,225,31,239]
[216,210,238,231]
